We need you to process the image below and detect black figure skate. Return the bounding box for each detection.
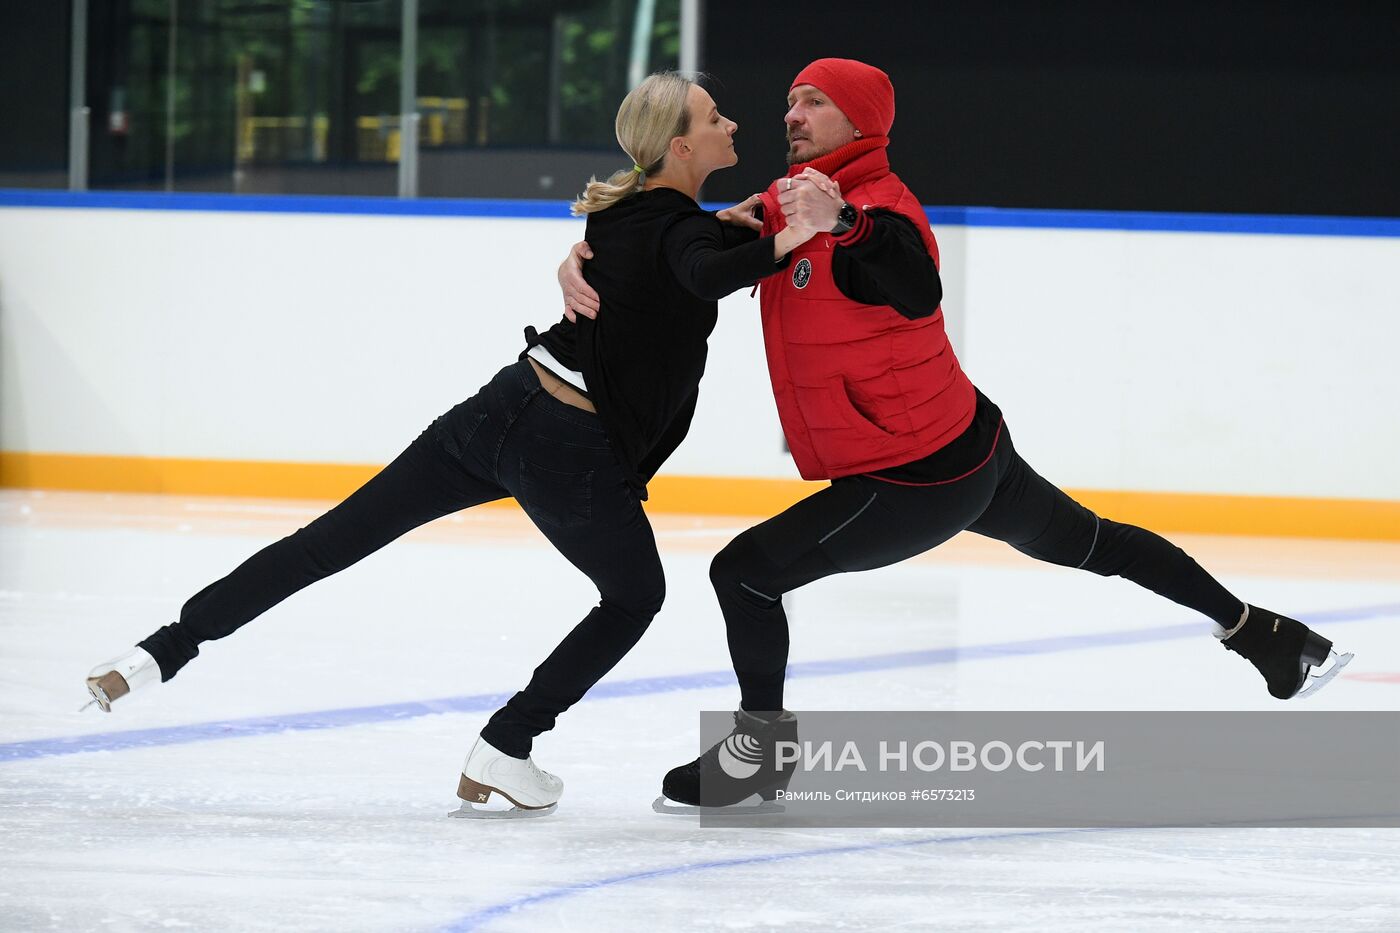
[654,710,797,816]
[1219,605,1352,700]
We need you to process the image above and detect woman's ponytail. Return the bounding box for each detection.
[571,72,693,215]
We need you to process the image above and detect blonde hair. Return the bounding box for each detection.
[571,72,694,215]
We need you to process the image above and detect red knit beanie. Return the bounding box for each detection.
[790,58,895,137]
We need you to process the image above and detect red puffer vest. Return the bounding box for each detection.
[756,140,976,480]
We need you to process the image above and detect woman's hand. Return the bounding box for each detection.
[716,194,763,232]
[558,240,600,322]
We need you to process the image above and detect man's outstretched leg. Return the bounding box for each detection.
[967,430,1351,700]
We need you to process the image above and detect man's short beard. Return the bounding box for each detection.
[786,138,832,166]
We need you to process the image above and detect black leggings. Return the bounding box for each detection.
[714,423,1244,711]
[140,361,664,757]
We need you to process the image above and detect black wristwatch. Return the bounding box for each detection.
[830,201,859,235]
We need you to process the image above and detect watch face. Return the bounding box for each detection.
[833,203,858,233]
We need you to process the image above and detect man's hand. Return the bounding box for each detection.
[558,240,600,322]
[777,168,843,240]
[796,167,842,200]
[716,194,763,232]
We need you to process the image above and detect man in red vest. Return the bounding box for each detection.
[558,60,1351,810]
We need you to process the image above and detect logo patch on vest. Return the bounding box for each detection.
[792,258,812,289]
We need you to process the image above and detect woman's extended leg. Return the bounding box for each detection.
[138,423,508,680]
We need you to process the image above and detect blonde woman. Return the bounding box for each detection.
[83,73,825,819]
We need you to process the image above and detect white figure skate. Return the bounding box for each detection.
[81,646,160,712]
[449,736,563,820]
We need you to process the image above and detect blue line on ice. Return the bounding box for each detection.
[439,827,1100,932]
[439,801,1400,932]
[2,602,1394,764]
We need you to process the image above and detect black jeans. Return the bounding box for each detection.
[140,361,664,757]
[714,423,1245,711]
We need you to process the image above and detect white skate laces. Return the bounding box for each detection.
[81,646,160,712]
[450,736,563,820]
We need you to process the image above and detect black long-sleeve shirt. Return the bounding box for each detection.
[528,187,778,496]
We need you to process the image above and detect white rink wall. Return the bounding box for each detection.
[958,225,1400,499]
[1,200,1397,500]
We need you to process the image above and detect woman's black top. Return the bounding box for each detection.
[526,187,777,497]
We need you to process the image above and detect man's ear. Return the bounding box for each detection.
[669,135,691,162]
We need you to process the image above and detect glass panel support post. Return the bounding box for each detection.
[680,0,701,77]
[163,0,178,192]
[68,0,89,190]
[397,0,419,198]
[627,0,657,90]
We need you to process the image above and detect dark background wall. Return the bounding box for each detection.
[7,0,1397,214]
[701,0,1400,216]
[0,2,70,187]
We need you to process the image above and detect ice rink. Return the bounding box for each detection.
[3,488,1399,932]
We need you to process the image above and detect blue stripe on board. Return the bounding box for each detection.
[3,188,1398,237]
[0,188,576,219]
[3,602,1393,765]
[924,205,1400,238]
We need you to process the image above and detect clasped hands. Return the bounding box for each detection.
[715,167,843,238]
[559,168,842,322]
[776,167,844,240]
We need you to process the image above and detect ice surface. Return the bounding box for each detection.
[3,490,1399,932]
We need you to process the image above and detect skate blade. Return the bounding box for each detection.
[448,801,557,820]
[1293,649,1354,700]
[80,681,112,713]
[651,795,786,817]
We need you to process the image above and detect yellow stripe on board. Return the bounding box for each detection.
[2,451,1398,541]
[0,452,382,502]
